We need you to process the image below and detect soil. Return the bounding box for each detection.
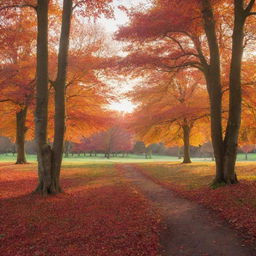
[118,164,256,256]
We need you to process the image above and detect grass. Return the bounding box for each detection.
[1,152,255,163]
[136,161,256,189]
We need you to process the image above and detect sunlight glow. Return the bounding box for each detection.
[109,99,136,113]
[99,0,149,114]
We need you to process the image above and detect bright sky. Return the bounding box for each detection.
[109,99,136,113]
[98,0,149,113]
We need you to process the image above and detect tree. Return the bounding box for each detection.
[115,0,256,185]
[127,71,209,163]
[77,115,134,158]
[0,7,36,163]
[0,1,113,193]
[34,0,113,194]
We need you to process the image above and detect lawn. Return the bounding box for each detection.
[136,162,256,246]
[1,152,255,163]
[136,161,256,189]
[0,162,159,256]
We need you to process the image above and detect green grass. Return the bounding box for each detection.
[0,153,180,164]
[1,152,256,165]
[137,161,256,190]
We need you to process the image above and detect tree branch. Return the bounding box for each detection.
[247,11,256,16]
[244,0,255,15]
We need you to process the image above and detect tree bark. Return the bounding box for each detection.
[16,106,28,164]
[52,0,73,192]
[201,0,224,184]
[182,124,191,163]
[222,1,246,184]
[34,0,72,195]
[34,0,56,195]
[201,0,252,186]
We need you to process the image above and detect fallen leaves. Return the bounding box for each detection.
[0,163,160,256]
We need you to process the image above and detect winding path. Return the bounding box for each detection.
[118,164,255,256]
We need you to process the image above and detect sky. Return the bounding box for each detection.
[98,0,150,113]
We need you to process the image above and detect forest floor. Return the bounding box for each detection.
[1,161,256,255]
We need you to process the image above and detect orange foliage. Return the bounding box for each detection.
[127,70,210,147]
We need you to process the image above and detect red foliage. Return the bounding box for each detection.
[0,164,159,255]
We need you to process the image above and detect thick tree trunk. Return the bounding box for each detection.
[206,74,225,184]
[16,106,28,164]
[222,2,246,184]
[34,0,57,195]
[201,0,225,185]
[201,0,251,186]
[52,0,73,192]
[34,0,72,195]
[182,124,191,163]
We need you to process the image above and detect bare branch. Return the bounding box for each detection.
[247,11,256,16]
[245,0,255,15]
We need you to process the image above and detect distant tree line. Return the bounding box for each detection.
[1,136,253,160]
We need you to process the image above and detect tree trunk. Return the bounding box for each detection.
[34,0,56,195]
[182,124,191,163]
[201,0,225,185]
[222,2,246,184]
[245,152,248,160]
[51,0,73,192]
[201,0,251,186]
[64,141,70,158]
[16,106,28,164]
[177,147,181,159]
[34,0,72,195]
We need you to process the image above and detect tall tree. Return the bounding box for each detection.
[0,6,36,163]
[35,0,113,194]
[116,0,256,185]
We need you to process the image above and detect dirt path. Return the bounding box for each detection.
[118,164,255,256]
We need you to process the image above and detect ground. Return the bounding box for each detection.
[119,164,256,255]
[1,156,256,255]
[0,162,159,256]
